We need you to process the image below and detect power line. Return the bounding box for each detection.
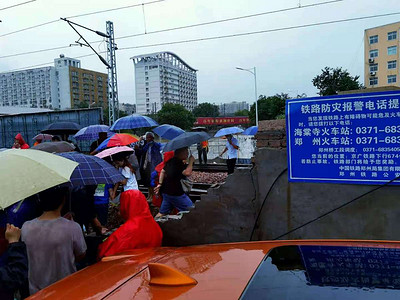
[0,0,165,38]
[64,0,165,19]
[0,0,36,11]
[0,0,343,59]
[4,10,400,73]
[118,11,400,51]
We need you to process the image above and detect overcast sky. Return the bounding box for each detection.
[1,0,400,106]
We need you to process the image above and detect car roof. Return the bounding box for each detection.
[27,240,400,300]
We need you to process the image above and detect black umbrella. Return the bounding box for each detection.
[163,132,211,152]
[32,141,75,153]
[41,121,82,135]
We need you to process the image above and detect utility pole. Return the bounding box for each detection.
[106,21,119,125]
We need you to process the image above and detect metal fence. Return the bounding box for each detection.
[0,108,103,149]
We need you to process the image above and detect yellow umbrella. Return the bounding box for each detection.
[0,149,78,209]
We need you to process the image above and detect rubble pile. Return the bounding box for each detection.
[189,171,227,184]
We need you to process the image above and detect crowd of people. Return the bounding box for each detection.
[1,130,209,298]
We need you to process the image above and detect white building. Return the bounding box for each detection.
[131,52,197,114]
[0,67,58,109]
[0,55,107,110]
[220,101,249,116]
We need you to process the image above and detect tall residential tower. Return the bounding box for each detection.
[131,52,197,114]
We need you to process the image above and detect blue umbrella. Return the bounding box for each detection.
[153,124,185,140]
[214,126,244,138]
[73,125,111,140]
[110,114,158,131]
[57,152,124,186]
[163,132,211,152]
[242,126,258,136]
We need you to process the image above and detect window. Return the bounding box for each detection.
[145,72,148,75]
[388,60,397,69]
[388,31,397,40]
[369,64,378,72]
[369,49,378,58]
[145,77,149,80]
[388,75,397,84]
[369,77,378,85]
[388,46,397,55]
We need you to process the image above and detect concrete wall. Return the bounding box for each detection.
[159,119,400,246]
[160,167,258,246]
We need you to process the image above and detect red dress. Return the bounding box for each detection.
[98,190,162,258]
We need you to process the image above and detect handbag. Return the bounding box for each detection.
[180,178,193,193]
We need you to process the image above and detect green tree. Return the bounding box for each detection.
[312,67,364,96]
[192,102,219,117]
[234,109,249,116]
[249,93,288,124]
[156,103,196,130]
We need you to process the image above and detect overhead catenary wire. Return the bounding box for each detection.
[5,10,400,72]
[0,0,36,11]
[0,0,343,59]
[118,10,400,51]
[0,0,165,38]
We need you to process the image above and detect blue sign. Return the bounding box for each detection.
[286,91,400,185]
[299,245,400,289]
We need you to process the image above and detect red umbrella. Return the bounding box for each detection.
[107,134,139,147]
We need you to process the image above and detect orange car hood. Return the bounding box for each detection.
[27,240,400,300]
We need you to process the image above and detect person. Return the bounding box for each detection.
[51,135,61,142]
[138,132,162,188]
[98,190,162,259]
[67,185,107,235]
[0,224,28,300]
[21,186,87,295]
[93,184,114,226]
[220,134,239,174]
[150,151,174,208]
[112,155,139,196]
[197,140,209,165]
[154,147,195,217]
[90,132,108,154]
[12,133,29,149]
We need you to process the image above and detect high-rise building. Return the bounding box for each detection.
[219,101,249,116]
[0,55,108,110]
[364,22,400,88]
[131,51,197,114]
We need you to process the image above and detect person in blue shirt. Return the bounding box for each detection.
[94,184,114,226]
[220,134,239,174]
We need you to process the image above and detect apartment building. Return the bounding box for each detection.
[365,22,400,88]
[220,101,249,116]
[131,51,197,114]
[0,55,108,110]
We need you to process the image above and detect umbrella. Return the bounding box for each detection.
[73,125,111,140]
[153,124,185,140]
[0,149,78,209]
[57,152,124,186]
[214,126,244,138]
[95,133,139,152]
[110,114,158,131]
[163,132,211,152]
[32,134,53,141]
[95,146,134,159]
[242,126,258,136]
[32,141,75,153]
[41,121,82,135]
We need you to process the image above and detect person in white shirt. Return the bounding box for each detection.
[220,134,239,174]
[112,156,139,198]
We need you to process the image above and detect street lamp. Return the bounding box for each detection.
[236,67,259,126]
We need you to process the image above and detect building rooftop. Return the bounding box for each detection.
[130,51,197,72]
[0,107,53,116]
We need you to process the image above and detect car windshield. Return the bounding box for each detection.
[240,245,400,300]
